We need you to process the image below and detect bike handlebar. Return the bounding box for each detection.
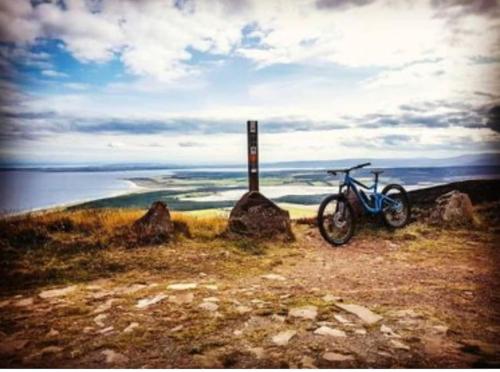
[327,162,371,175]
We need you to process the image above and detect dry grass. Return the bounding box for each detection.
[0,208,235,294]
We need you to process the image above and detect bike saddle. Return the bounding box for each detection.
[370,169,384,175]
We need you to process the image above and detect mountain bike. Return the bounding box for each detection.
[317,162,411,246]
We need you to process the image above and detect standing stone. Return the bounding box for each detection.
[429,190,474,226]
[228,191,294,240]
[132,201,174,244]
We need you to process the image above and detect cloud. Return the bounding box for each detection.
[316,0,376,10]
[41,69,68,78]
[178,141,205,147]
[487,105,500,132]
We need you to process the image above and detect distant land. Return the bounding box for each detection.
[1,152,499,172]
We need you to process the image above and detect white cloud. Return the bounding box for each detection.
[41,69,68,78]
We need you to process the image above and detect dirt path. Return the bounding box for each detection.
[1,221,499,368]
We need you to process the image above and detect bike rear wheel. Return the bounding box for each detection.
[381,184,410,228]
[317,195,355,246]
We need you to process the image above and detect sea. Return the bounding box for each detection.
[1,165,499,214]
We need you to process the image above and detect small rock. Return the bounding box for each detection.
[199,302,218,312]
[272,330,297,346]
[83,326,94,334]
[322,294,341,303]
[432,325,449,335]
[322,352,354,362]
[333,314,351,324]
[314,326,346,338]
[204,284,218,290]
[46,328,60,337]
[135,294,167,309]
[272,314,286,322]
[335,303,383,325]
[170,325,183,332]
[301,355,317,368]
[262,274,286,281]
[377,351,392,358]
[14,297,34,307]
[123,322,139,334]
[390,339,410,351]
[93,299,118,314]
[354,328,367,335]
[380,324,400,338]
[168,292,194,305]
[39,285,77,299]
[0,300,10,308]
[102,349,129,364]
[203,297,219,302]
[289,306,318,320]
[199,272,207,277]
[98,326,114,335]
[248,347,265,359]
[233,329,243,336]
[236,305,252,314]
[39,346,63,355]
[167,283,197,291]
[94,314,108,327]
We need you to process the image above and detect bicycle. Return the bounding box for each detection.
[317,162,411,246]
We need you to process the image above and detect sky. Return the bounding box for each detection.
[0,0,499,166]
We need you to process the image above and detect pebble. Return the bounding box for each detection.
[204,284,218,290]
[322,294,342,303]
[135,294,167,309]
[354,328,367,335]
[335,303,383,325]
[46,328,60,337]
[123,322,139,333]
[301,355,317,368]
[14,298,34,307]
[289,306,318,320]
[167,283,197,290]
[94,314,108,327]
[203,297,219,302]
[390,339,410,351]
[93,299,118,314]
[261,274,286,281]
[272,330,297,346]
[199,302,218,312]
[170,325,183,332]
[432,325,449,335]
[314,326,347,338]
[168,293,194,305]
[322,352,354,362]
[248,347,265,359]
[39,285,77,299]
[333,314,351,324]
[236,305,252,314]
[98,326,114,335]
[102,349,129,364]
[380,324,400,338]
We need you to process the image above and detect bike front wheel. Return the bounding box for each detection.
[381,184,411,228]
[317,195,355,246]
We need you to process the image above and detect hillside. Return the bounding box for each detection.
[0,185,499,367]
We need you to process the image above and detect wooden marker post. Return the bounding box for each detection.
[247,120,259,192]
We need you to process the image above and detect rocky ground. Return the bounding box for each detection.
[0,207,499,368]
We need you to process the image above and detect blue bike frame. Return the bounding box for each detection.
[340,173,399,214]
